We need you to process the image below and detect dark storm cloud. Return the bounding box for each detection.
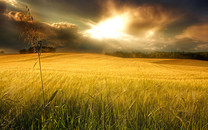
[126,0,208,13]
[0,1,6,13]
[120,0,208,52]
[164,38,208,52]
[18,0,104,21]
[0,4,104,53]
[17,0,208,34]
[124,4,182,36]
[1,0,208,53]
[0,2,24,53]
[102,0,207,40]
[50,0,103,19]
[33,22,104,52]
[176,23,208,42]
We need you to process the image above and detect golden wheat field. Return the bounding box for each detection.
[1,53,208,129]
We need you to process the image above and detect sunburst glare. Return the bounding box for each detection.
[86,14,129,39]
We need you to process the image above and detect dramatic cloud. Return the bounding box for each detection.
[112,3,182,37]
[0,0,208,53]
[19,0,104,19]
[7,11,28,21]
[0,5,104,53]
[177,24,208,42]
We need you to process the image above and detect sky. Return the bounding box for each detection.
[0,0,208,53]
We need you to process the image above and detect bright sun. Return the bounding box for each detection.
[86,15,128,39]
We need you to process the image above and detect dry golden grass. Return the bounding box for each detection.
[0,53,208,129]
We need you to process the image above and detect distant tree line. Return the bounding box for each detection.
[20,46,56,54]
[106,51,208,61]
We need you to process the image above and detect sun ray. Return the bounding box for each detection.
[86,14,129,39]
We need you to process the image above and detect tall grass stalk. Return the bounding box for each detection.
[21,6,45,107]
[37,45,45,107]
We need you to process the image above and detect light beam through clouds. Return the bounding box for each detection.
[85,13,130,40]
[0,0,208,53]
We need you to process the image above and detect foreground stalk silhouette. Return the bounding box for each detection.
[20,7,59,125]
[21,6,45,106]
[37,41,45,107]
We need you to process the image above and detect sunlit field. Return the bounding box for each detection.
[0,53,208,129]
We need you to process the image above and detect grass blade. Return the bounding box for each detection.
[44,90,59,108]
[33,59,38,69]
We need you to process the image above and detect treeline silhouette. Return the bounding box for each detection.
[20,46,56,54]
[106,52,208,61]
